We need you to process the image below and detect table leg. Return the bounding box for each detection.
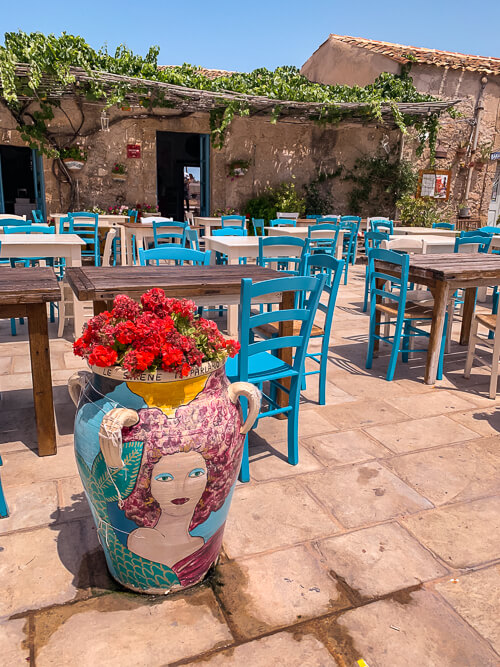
[425,280,449,384]
[120,225,128,266]
[335,231,343,261]
[276,290,294,418]
[27,302,57,456]
[226,249,239,337]
[460,287,477,346]
[66,251,86,339]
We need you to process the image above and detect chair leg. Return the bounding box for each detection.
[238,434,250,483]
[57,283,66,338]
[386,320,404,381]
[0,457,8,518]
[489,325,500,399]
[49,302,55,323]
[366,306,377,369]
[489,287,498,340]
[445,300,454,354]
[437,312,448,381]
[318,346,328,406]
[10,319,16,336]
[401,321,410,363]
[362,266,369,312]
[287,379,300,465]
[464,317,479,379]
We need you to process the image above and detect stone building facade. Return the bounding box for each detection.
[0,87,402,219]
[301,35,500,225]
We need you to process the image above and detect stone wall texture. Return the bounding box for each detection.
[301,39,500,224]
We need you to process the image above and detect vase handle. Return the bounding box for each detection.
[67,370,91,406]
[228,382,261,434]
[99,408,140,469]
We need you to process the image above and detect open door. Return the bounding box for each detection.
[32,149,46,220]
[200,134,210,217]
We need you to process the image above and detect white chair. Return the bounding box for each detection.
[367,216,391,232]
[464,307,500,398]
[276,212,299,220]
[0,214,26,221]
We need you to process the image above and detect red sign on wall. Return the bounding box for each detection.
[127,144,141,159]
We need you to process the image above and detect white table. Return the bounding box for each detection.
[392,226,458,237]
[203,236,304,335]
[265,226,345,260]
[0,234,86,337]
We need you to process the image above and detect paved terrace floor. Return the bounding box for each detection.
[0,265,499,666]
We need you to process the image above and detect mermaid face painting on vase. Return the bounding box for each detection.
[126,450,207,565]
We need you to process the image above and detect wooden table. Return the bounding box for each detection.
[0,267,61,456]
[0,234,86,338]
[65,265,290,337]
[374,254,500,384]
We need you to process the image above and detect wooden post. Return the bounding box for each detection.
[27,302,57,456]
[93,300,109,316]
[276,289,295,419]
[424,280,449,385]
[460,287,477,346]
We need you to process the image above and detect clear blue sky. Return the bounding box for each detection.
[2,0,499,71]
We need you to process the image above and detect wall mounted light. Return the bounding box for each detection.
[100,110,110,132]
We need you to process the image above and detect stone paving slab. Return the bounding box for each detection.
[318,399,408,431]
[0,522,90,617]
[223,479,340,559]
[365,414,478,454]
[247,433,324,481]
[0,480,58,534]
[303,463,432,529]
[314,523,448,598]
[436,566,500,654]
[302,429,391,466]
[388,390,473,419]
[216,545,350,638]
[402,496,500,568]
[0,618,30,664]
[387,436,500,505]
[329,588,499,666]
[184,631,340,666]
[33,588,232,666]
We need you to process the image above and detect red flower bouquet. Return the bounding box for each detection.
[73,289,240,377]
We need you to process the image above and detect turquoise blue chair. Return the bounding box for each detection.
[67,212,100,266]
[221,215,246,229]
[32,209,44,223]
[212,227,247,265]
[0,219,31,228]
[371,219,394,234]
[459,230,492,239]
[479,226,500,234]
[269,218,296,227]
[301,253,344,404]
[251,218,265,236]
[454,234,492,253]
[363,231,390,312]
[3,225,53,235]
[226,273,325,481]
[366,248,447,381]
[187,227,201,251]
[306,214,322,221]
[338,222,357,284]
[153,221,188,247]
[258,236,305,275]
[306,223,340,257]
[319,216,340,223]
[139,246,211,266]
[128,209,138,223]
[0,456,8,518]
[432,222,455,230]
[340,216,361,263]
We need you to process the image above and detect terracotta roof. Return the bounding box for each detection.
[329,34,500,76]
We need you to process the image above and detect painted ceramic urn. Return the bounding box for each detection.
[68,360,260,594]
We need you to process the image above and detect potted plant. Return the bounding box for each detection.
[474,142,493,171]
[111,162,127,182]
[68,289,260,594]
[60,145,87,171]
[456,141,468,158]
[458,200,471,219]
[227,159,251,180]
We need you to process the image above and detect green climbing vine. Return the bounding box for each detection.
[0,31,449,158]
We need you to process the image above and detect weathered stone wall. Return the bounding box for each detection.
[301,40,500,222]
[0,99,396,216]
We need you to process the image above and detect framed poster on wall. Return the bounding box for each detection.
[417,169,451,200]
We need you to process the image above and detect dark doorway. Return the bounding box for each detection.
[0,145,37,217]
[156,132,209,220]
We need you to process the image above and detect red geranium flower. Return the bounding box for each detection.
[88,345,118,367]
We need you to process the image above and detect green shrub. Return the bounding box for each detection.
[244,182,305,223]
[396,194,444,227]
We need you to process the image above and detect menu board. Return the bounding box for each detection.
[417,170,451,200]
